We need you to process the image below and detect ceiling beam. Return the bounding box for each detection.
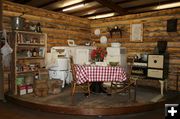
[127,0,180,10]
[94,0,128,15]
[12,0,32,4]
[53,0,94,12]
[69,0,132,16]
[82,11,113,18]
[69,5,102,16]
[82,0,180,18]
[38,0,60,8]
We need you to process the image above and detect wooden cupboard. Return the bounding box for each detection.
[10,31,47,95]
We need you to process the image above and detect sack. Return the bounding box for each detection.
[1,40,13,56]
[1,32,13,67]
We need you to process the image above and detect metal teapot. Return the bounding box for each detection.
[140,53,148,62]
[11,14,25,30]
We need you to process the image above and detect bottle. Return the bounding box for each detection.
[27,50,32,57]
[34,73,39,80]
[32,48,37,57]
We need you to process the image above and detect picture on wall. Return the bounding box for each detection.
[130,23,143,42]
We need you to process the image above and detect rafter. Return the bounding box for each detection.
[82,11,113,18]
[12,0,32,4]
[53,0,94,12]
[38,0,60,8]
[94,0,128,15]
[68,0,132,16]
[69,5,102,16]
[127,0,180,10]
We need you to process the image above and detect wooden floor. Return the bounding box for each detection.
[4,86,180,116]
[0,101,165,119]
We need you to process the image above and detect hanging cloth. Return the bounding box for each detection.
[1,29,13,67]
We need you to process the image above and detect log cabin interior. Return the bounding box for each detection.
[0,0,180,118]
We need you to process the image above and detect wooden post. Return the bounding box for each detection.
[0,0,4,101]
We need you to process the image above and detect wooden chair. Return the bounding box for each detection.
[111,56,137,101]
[70,57,91,96]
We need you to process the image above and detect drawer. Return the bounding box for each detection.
[147,69,163,79]
[148,55,164,68]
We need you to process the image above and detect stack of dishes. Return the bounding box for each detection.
[111,42,121,47]
[100,36,107,44]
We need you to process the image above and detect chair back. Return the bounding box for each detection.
[70,57,78,82]
[126,56,135,78]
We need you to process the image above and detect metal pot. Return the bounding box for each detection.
[140,53,148,62]
[11,16,25,30]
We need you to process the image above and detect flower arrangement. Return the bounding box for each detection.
[91,47,107,62]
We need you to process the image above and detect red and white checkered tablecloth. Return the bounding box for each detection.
[74,65,127,84]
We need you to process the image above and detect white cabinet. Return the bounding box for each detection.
[106,47,127,67]
[50,46,95,65]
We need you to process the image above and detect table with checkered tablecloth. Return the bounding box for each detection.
[74,65,127,84]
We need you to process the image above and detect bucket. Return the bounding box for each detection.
[11,16,25,30]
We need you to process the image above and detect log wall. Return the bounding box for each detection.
[3,1,91,51]
[91,8,180,91]
[2,1,91,92]
[2,1,180,92]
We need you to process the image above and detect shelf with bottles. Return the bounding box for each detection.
[16,47,45,58]
[10,30,47,95]
[15,31,45,45]
[16,61,40,73]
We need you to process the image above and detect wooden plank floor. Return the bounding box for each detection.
[4,86,180,116]
[0,100,171,119]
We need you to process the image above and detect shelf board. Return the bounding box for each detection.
[17,43,45,46]
[17,57,44,60]
[14,30,45,35]
[17,71,38,74]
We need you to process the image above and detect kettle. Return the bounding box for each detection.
[140,53,148,62]
[11,13,25,30]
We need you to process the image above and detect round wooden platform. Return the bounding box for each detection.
[5,87,178,116]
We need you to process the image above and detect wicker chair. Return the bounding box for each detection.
[70,57,91,96]
[111,56,137,101]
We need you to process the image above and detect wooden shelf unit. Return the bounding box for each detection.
[10,30,47,95]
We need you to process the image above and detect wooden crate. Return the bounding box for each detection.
[34,88,48,97]
[48,79,63,95]
[34,79,48,97]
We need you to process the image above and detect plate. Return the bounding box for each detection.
[94,29,100,36]
[100,36,107,44]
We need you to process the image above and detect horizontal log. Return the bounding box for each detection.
[91,8,180,25]
[3,1,89,25]
[3,10,90,28]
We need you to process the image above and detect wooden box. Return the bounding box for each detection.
[34,79,48,97]
[18,85,26,95]
[34,88,48,97]
[48,79,63,95]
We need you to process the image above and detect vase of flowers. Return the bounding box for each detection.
[91,47,107,62]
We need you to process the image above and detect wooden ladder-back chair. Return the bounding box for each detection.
[111,56,137,101]
[70,57,91,96]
